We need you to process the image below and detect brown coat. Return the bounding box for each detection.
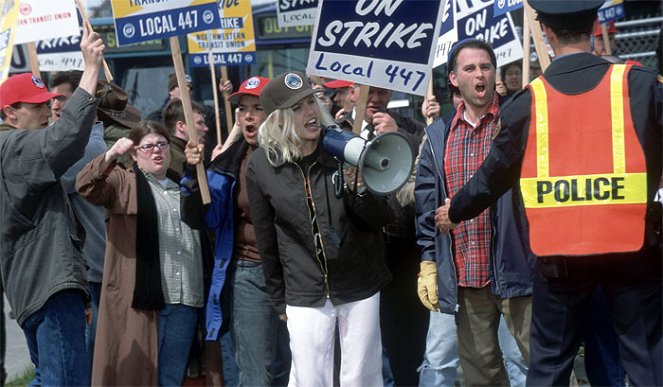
[76,154,159,386]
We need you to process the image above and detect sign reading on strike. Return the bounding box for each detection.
[111,0,221,46]
[456,0,522,67]
[277,0,318,28]
[187,0,256,67]
[15,0,79,44]
[493,0,523,17]
[307,0,444,96]
[432,0,457,67]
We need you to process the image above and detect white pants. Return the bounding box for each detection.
[286,293,383,387]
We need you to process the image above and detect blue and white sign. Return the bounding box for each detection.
[456,0,523,67]
[278,0,318,28]
[597,0,625,23]
[494,0,522,17]
[110,0,221,47]
[307,0,445,96]
[432,0,457,67]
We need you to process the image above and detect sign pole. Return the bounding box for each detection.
[426,75,434,126]
[170,36,211,204]
[524,0,551,72]
[206,34,223,145]
[26,42,40,77]
[352,85,369,135]
[75,0,113,81]
[220,66,234,143]
[601,24,612,55]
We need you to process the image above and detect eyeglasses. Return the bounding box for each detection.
[136,141,170,152]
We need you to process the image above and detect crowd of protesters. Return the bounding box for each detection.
[0,1,662,386]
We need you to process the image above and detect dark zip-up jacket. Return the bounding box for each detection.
[246,143,392,314]
[0,88,97,325]
[414,117,535,315]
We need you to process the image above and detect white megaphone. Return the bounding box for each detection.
[322,126,414,195]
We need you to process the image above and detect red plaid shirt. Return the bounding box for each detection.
[444,94,500,288]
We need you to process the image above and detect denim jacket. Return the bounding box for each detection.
[414,117,535,315]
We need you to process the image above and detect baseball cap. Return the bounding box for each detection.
[529,0,603,15]
[229,76,270,105]
[323,79,354,89]
[168,73,193,91]
[260,71,316,116]
[592,20,617,37]
[0,73,61,107]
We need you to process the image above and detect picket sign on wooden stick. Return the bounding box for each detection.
[220,66,234,142]
[206,35,223,145]
[26,42,40,77]
[522,9,532,85]
[75,0,113,82]
[170,36,211,204]
[425,76,434,126]
[352,85,369,135]
[601,24,613,55]
[524,0,551,72]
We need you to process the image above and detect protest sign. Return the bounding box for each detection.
[432,0,457,67]
[494,0,522,17]
[111,0,221,46]
[14,0,79,44]
[307,0,444,96]
[0,0,20,83]
[277,0,318,28]
[597,0,625,23]
[187,0,256,67]
[456,0,522,67]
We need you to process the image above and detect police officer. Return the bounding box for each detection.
[436,1,662,385]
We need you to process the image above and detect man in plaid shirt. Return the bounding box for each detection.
[415,39,535,386]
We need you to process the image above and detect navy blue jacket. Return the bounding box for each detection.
[414,116,535,315]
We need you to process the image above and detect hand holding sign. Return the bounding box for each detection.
[78,21,105,96]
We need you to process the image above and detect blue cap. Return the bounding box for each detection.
[529,0,603,15]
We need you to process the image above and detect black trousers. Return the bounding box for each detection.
[527,251,662,386]
[380,235,429,386]
[1,279,5,387]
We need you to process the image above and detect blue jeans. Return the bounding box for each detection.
[418,311,459,386]
[22,290,90,387]
[158,304,199,386]
[85,282,101,366]
[232,260,290,386]
[418,313,526,386]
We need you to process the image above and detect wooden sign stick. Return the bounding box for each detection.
[425,75,434,126]
[220,66,234,143]
[170,36,211,204]
[524,0,551,72]
[601,23,613,55]
[26,42,40,77]
[206,38,223,145]
[352,84,369,135]
[75,0,113,81]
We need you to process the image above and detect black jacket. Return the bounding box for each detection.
[246,143,392,314]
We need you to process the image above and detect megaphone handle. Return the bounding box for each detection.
[334,159,344,199]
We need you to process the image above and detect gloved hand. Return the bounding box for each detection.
[418,261,439,311]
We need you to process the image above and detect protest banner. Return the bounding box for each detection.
[277,0,318,28]
[432,0,457,67]
[307,0,445,96]
[34,15,84,72]
[597,0,625,23]
[14,0,79,44]
[111,0,221,46]
[0,0,20,83]
[494,0,523,17]
[186,0,256,67]
[456,0,523,67]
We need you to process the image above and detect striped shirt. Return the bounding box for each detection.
[444,94,500,288]
[144,171,204,307]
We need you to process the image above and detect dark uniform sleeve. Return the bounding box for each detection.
[448,90,531,223]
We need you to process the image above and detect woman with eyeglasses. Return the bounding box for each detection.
[77,120,207,386]
[244,71,392,385]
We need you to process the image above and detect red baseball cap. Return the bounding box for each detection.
[592,20,617,37]
[229,76,270,105]
[323,79,354,89]
[0,73,61,107]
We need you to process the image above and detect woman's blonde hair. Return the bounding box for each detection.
[258,96,333,167]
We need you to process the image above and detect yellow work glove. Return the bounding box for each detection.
[417,261,439,312]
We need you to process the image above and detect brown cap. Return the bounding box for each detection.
[260,71,316,116]
[168,73,192,91]
[96,80,141,129]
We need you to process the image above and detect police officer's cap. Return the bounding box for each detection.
[529,0,603,15]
